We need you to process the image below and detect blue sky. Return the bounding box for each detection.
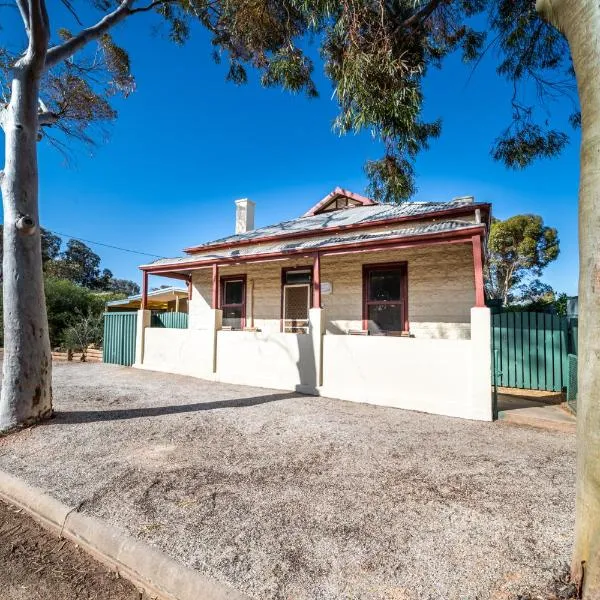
[2,7,580,294]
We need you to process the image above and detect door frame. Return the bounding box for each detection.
[219,274,247,329]
[280,265,313,332]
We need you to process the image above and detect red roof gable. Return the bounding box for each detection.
[301,187,379,217]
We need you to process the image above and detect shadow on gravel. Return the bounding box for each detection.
[51,391,301,424]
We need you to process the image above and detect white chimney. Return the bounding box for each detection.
[452,195,475,204]
[235,198,255,234]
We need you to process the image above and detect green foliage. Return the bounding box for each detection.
[261,48,318,97]
[40,229,61,264]
[44,277,106,347]
[492,126,569,169]
[489,0,577,170]
[0,277,110,348]
[554,292,569,318]
[106,278,140,296]
[37,233,137,294]
[486,214,560,305]
[504,286,569,316]
[0,0,579,202]
[62,239,103,287]
[99,34,136,97]
[0,225,61,280]
[63,309,104,360]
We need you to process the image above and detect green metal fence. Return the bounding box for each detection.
[103,312,137,366]
[568,317,578,355]
[150,311,188,329]
[491,312,569,392]
[567,354,578,413]
[492,348,501,420]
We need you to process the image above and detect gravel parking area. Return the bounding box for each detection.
[0,362,575,600]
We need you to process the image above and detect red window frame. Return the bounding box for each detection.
[220,274,247,329]
[362,262,409,334]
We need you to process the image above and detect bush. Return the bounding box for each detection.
[0,277,128,349]
[63,310,103,360]
[44,278,106,347]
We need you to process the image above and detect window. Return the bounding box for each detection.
[220,276,246,329]
[284,269,312,285]
[318,197,361,213]
[363,263,408,335]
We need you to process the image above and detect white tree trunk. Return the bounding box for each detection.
[536,0,600,595]
[0,66,52,432]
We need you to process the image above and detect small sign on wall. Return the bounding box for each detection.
[321,282,332,295]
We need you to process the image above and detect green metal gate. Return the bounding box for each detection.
[151,311,188,329]
[103,312,137,366]
[491,312,569,392]
[567,353,578,413]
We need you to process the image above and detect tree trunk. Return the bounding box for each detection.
[0,65,53,432]
[536,0,600,596]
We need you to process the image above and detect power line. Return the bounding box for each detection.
[49,230,165,260]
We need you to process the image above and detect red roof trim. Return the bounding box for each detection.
[301,187,379,217]
[183,203,491,255]
[144,224,486,275]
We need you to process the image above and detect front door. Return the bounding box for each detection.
[283,284,310,333]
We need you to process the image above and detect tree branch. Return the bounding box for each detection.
[15,0,30,35]
[401,0,447,29]
[25,0,50,71]
[127,0,175,14]
[59,0,83,26]
[45,0,135,70]
[38,111,59,125]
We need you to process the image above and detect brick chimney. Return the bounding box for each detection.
[235,198,255,234]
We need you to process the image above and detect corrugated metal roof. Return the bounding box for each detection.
[184,200,482,251]
[105,286,187,306]
[145,219,479,269]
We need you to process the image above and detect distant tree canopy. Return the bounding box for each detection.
[41,229,61,264]
[0,226,138,346]
[501,281,569,316]
[485,214,560,306]
[0,225,139,295]
[109,278,142,296]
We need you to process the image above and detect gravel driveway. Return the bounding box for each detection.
[0,362,575,600]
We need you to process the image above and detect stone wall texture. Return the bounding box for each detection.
[189,242,475,339]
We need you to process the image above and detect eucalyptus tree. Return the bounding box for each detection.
[0,0,598,595]
[0,0,321,434]
[533,1,600,595]
[486,215,560,305]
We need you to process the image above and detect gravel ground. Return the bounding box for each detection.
[0,499,144,599]
[0,362,575,600]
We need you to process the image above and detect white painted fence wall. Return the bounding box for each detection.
[320,336,476,419]
[216,331,317,392]
[142,328,215,379]
[135,308,492,421]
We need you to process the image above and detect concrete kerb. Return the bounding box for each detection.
[0,469,249,600]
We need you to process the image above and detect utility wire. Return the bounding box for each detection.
[48,230,165,260]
